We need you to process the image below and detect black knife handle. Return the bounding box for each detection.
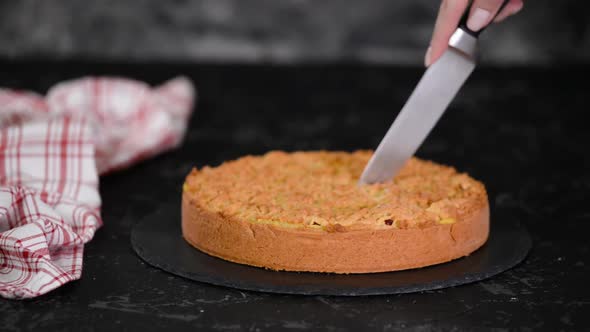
[458,0,510,37]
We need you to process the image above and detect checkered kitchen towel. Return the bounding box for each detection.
[0,76,195,299]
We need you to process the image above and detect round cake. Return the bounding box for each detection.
[181,150,489,273]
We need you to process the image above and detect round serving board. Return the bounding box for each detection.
[131,203,531,296]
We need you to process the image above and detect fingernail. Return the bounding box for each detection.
[424,46,432,67]
[493,14,507,23]
[467,8,491,32]
[510,1,524,16]
[494,2,524,23]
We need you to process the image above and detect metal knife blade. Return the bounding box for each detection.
[359,29,478,185]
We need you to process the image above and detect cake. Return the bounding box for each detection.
[181,150,489,274]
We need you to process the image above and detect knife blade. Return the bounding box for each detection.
[359,1,509,185]
[359,30,476,185]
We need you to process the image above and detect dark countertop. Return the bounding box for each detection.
[0,61,589,331]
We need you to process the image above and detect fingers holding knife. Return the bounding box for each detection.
[425,0,524,67]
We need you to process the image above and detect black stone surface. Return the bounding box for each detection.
[132,202,530,296]
[0,60,589,330]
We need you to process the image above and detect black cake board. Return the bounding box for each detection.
[131,203,531,296]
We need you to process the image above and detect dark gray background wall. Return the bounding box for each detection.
[0,0,588,65]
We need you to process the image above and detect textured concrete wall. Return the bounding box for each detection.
[0,0,588,65]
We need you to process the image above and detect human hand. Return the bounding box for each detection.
[425,0,524,66]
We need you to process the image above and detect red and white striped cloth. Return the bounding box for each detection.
[0,76,195,299]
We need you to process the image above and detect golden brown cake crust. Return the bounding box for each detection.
[181,151,489,273]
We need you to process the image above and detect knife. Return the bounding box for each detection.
[359,1,509,185]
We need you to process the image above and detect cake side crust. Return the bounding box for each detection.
[181,191,490,274]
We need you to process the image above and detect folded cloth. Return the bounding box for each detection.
[0,77,195,299]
